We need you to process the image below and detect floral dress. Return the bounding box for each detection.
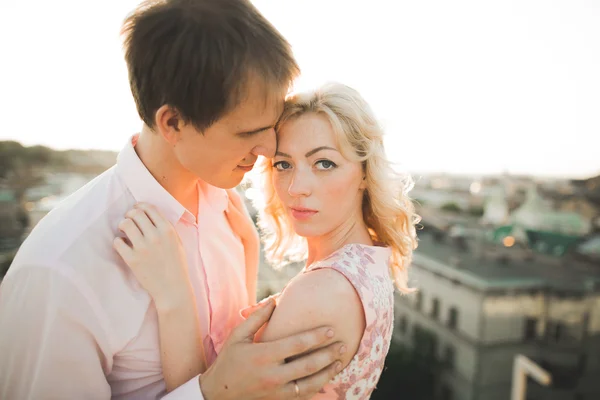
[304,243,395,400]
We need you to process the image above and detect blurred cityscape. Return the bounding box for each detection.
[1,141,599,399]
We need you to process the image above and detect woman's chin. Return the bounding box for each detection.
[291,224,321,238]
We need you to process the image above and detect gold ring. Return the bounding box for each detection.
[294,381,300,397]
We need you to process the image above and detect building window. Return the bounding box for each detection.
[415,291,423,311]
[546,321,568,342]
[443,345,455,370]
[524,317,537,341]
[399,315,408,334]
[448,307,459,330]
[431,298,440,320]
[582,312,590,339]
[412,324,421,340]
[546,321,556,341]
[413,325,438,360]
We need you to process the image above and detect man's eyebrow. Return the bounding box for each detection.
[275,146,338,158]
[236,125,274,136]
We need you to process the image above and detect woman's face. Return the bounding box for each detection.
[272,113,366,238]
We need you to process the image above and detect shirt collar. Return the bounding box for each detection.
[116,135,229,225]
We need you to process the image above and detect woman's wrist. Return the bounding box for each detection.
[153,281,196,315]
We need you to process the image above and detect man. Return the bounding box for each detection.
[0,0,345,398]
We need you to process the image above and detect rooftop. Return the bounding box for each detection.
[413,231,600,293]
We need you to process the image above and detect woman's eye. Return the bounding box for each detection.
[273,161,291,171]
[315,160,337,170]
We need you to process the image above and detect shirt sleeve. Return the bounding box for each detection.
[161,375,205,399]
[0,266,113,400]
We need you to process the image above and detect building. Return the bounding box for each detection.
[510,186,592,236]
[393,232,600,400]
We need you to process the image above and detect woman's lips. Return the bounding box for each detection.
[290,207,318,220]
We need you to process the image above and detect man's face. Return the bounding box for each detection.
[172,83,286,189]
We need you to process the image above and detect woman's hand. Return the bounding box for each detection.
[113,202,192,311]
[225,189,260,304]
[113,202,206,390]
[225,188,259,245]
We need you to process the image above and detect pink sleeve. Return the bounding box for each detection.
[0,266,113,399]
[161,375,205,399]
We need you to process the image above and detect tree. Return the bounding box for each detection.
[440,202,461,214]
[372,337,440,399]
[468,205,484,217]
[0,141,66,205]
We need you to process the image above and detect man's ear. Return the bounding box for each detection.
[154,105,184,145]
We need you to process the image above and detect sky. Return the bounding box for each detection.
[0,0,598,179]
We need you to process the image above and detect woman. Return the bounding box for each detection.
[115,83,419,398]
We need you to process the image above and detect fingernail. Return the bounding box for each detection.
[326,329,334,338]
[263,298,275,307]
[240,304,252,312]
[239,304,258,318]
[339,345,347,355]
[335,362,342,372]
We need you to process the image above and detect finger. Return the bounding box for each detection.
[226,188,245,210]
[226,200,242,217]
[113,237,134,263]
[240,303,260,320]
[240,294,278,319]
[226,199,251,224]
[269,326,337,362]
[226,190,254,222]
[226,204,259,244]
[125,208,157,237]
[134,203,170,231]
[118,218,144,248]
[291,361,342,400]
[280,341,344,383]
[240,301,267,319]
[229,298,276,342]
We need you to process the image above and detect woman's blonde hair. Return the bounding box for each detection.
[254,82,419,293]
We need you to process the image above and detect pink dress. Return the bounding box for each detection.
[304,243,395,400]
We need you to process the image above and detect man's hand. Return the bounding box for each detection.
[200,299,344,400]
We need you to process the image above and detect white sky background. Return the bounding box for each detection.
[0,0,598,178]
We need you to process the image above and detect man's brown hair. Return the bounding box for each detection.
[121,0,299,131]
